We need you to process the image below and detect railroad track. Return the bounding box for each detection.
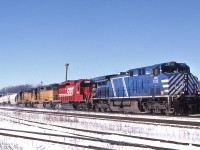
[0,113,199,150]
[0,107,200,149]
[1,107,200,127]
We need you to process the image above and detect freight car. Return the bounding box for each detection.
[93,61,200,115]
[0,93,18,105]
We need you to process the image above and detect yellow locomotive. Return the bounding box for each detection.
[17,84,59,108]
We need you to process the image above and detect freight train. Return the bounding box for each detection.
[0,61,200,115]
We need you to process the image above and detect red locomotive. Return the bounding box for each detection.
[58,79,96,110]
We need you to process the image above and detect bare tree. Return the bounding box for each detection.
[0,84,34,94]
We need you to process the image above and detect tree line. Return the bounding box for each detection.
[0,84,34,94]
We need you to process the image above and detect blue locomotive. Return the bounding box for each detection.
[93,61,200,114]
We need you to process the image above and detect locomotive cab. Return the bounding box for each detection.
[159,62,198,96]
[80,80,96,101]
[161,62,190,75]
[150,62,190,76]
[157,62,199,114]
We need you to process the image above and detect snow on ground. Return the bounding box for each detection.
[0,107,200,149]
[0,135,68,150]
[2,106,200,123]
[0,115,149,150]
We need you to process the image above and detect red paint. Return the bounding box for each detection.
[58,79,96,102]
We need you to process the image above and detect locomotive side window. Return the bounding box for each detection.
[97,81,107,86]
[52,86,58,90]
[150,69,154,76]
[40,87,45,90]
[129,71,134,76]
[138,68,145,75]
[46,86,52,90]
[92,83,96,87]
[150,67,160,76]
[154,68,160,76]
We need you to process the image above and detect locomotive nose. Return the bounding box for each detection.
[168,73,191,97]
[183,73,199,95]
[184,74,188,80]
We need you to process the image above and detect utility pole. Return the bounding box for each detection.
[65,63,69,81]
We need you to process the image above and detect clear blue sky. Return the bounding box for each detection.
[0,0,200,88]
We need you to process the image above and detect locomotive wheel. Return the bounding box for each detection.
[43,103,46,108]
[25,102,31,107]
[93,104,100,112]
[54,103,62,110]
[160,109,165,115]
[77,103,83,110]
[150,109,155,114]
[83,103,89,111]
[103,108,107,112]
[8,101,11,105]
[31,103,34,108]
[50,102,53,109]
[87,102,93,111]
[94,105,100,112]
[50,102,56,109]
[72,103,78,110]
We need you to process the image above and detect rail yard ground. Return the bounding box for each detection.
[0,107,200,150]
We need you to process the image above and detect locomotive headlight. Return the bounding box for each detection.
[184,74,188,80]
[181,91,185,95]
[198,91,200,95]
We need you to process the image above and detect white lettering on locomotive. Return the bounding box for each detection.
[153,76,158,84]
[66,87,74,96]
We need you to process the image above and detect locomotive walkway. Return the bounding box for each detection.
[0,107,200,149]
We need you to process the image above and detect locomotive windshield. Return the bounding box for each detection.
[161,63,190,74]
[83,83,96,87]
[82,81,96,87]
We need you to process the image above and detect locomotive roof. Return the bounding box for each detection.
[39,83,59,88]
[93,74,118,81]
[127,61,189,72]
[59,79,92,85]
[93,61,190,81]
